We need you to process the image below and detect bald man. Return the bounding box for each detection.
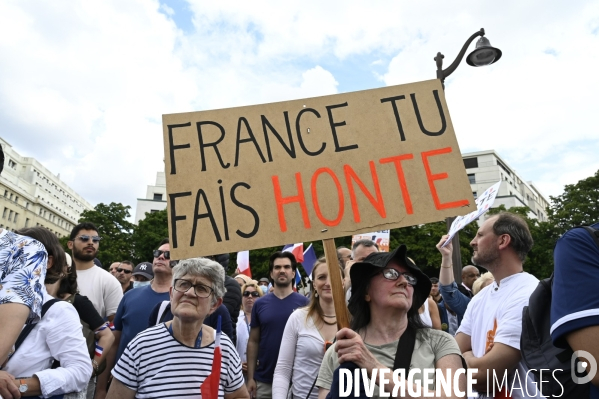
[458,265,480,299]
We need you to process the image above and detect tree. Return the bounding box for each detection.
[547,169,599,233]
[76,202,135,268]
[131,209,169,264]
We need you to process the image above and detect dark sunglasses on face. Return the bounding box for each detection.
[76,235,102,243]
[153,250,171,259]
[116,268,132,274]
[243,291,260,297]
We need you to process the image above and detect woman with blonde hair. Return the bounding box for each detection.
[272,257,344,399]
[236,281,263,380]
[472,272,494,295]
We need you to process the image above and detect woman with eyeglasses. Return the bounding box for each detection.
[316,246,466,399]
[236,281,263,381]
[108,257,249,399]
[272,257,343,399]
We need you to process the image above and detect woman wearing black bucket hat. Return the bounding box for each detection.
[316,245,466,398]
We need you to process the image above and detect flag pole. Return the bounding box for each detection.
[322,238,350,329]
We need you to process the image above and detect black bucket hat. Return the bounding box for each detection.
[349,245,432,311]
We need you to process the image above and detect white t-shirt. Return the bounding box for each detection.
[272,308,325,399]
[77,266,123,318]
[457,272,542,399]
[4,292,92,397]
[420,298,433,327]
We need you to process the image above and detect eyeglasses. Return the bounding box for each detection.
[173,279,213,298]
[153,250,171,259]
[116,268,132,274]
[243,291,260,297]
[76,235,102,243]
[380,268,417,286]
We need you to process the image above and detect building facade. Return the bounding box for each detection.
[0,138,93,237]
[134,172,167,223]
[462,150,550,221]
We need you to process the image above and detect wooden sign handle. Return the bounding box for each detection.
[322,238,351,329]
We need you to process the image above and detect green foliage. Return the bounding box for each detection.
[547,170,599,233]
[130,209,169,264]
[77,202,135,268]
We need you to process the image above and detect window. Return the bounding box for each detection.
[3,190,7,197]
[9,194,13,200]
[25,202,29,209]
[467,174,476,184]
[153,193,163,201]
[13,213,18,223]
[8,210,13,221]
[473,191,478,199]
[25,218,29,227]
[150,209,159,213]
[8,159,16,169]
[463,158,478,169]
[14,196,18,204]
[2,208,7,218]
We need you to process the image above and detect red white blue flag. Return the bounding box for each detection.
[200,316,221,398]
[282,243,304,263]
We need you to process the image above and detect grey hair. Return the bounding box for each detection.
[490,212,533,262]
[351,239,379,255]
[172,257,227,304]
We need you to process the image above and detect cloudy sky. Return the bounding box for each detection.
[1,0,597,218]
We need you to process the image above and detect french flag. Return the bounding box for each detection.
[94,343,103,358]
[200,316,222,398]
[236,250,252,277]
[282,243,304,263]
[302,244,318,279]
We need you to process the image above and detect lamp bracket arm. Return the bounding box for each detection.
[436,28,485,82]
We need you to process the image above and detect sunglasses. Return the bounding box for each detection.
[153,250,171,259]
[116,268,132,274]
[76,235,102,243]
[243,291,260,297]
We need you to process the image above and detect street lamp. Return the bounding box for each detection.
[435,28,502,89]
[435,28,502,282]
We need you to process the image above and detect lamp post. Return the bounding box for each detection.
[435,28,501,283]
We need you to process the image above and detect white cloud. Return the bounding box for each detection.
[0,0,597,220]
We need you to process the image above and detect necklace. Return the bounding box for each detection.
[322,314,336,317]
[322,319,337,326]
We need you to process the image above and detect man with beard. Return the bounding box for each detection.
[68,222,122,321]
[450,213,542,398]
[114,261,134,294]
[247,252,309,399]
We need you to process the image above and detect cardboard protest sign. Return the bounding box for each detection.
[163,79,475,259]
[442,180,502,247]
[352,230,390,252]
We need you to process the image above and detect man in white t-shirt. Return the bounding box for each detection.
[450,213,542,398]
[68,222,123,320]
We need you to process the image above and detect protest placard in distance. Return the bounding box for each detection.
[163,78,475,259]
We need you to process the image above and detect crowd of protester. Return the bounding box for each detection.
[1,141,598,399]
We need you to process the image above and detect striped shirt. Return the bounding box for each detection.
[112,323,244,398]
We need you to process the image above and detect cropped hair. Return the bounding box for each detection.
[172,257,226,305]
[69,222,98,240]
[352,239,379,252]
[430,277,439,284]
[491,212,534,261]
[157,238,169,248]
[268,251,298,274]
[16,227,67,285]
[119,260,135,269]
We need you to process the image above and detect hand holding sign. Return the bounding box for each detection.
[442,180,501,247]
